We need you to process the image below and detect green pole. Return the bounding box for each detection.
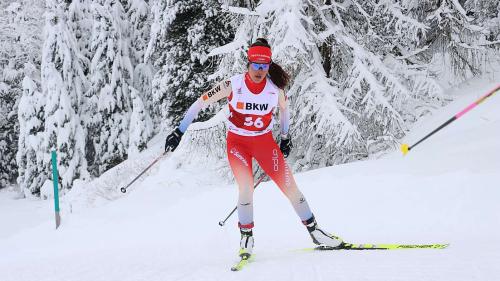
[51,150,61,229]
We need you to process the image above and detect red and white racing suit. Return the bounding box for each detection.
[178,73,313,228]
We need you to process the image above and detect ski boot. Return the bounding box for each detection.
[303,215,343,248]
[239,227,254,259]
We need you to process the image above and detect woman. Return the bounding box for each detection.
[164,38,343,258]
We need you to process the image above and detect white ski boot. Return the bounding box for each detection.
[239,228,254,258]
[303,216,343,248]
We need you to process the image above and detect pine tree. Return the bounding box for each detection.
[207,2,260,80]
[68,0,93,76]
[316,0,446,157]
[0,0,44,189]
[463,0,500,65]
[127,0,156,128]
[41,0,88,191]
[86,0,133,176]
[403,0,490,82]
[128,86,153,156]
[127,0,151,67]
[467,0,500,38]
[17,76,46,196]
[147,0,234,129]
[0,60,22,189]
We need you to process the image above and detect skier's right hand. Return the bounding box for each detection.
[165,128,184,152]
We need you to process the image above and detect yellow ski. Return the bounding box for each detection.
[301,243,449,251]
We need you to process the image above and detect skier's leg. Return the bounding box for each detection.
[252,133,313,222]
[253,133,342,247]
[227,133,255,255]
[227,132,256,223]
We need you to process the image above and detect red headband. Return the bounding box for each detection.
[247,46,272,63]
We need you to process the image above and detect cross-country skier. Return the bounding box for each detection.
[164,38,343,258]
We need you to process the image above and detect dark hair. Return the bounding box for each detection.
[249,38,290,89]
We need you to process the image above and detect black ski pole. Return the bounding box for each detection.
[401,84,500,155]
[218,173,267,227]
[120,151,168,193]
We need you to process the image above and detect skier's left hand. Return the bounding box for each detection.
[280,136,293,158]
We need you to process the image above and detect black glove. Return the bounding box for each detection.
[280,137,293,158]
[165,128,184,152]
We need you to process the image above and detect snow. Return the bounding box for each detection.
[5,2,21,14]
[1,79,500,280]
[208,40,246,57]
[0,189,52,240]
[225,6,260,16]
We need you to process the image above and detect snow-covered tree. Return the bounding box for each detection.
[463,0,500,74]
[86,0,133,176]
[466,0,500,44]
[132,62,155,126]
[262,0,363,168]
[0,61,22,188]
[128,86,153,155]
[146,0,234,129]
[41,0,88,191]
[207,3,259,80]
[68,0,93,76]
[0,0,44,188]
[16,76,46,195]
[463,0,500,41]
[403,0,491,82]
[127,0,151,67]
[315,1,446,157]
[126,0,156,128]
[0,78,19,188]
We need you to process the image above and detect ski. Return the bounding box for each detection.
[301,242,449,251]
[231,243,448,270]
[230,254,252,271]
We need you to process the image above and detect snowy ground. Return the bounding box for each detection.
[1,80,499,281]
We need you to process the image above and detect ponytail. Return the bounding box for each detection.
[269,62,290,90]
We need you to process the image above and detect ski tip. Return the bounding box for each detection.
[230,254,252,271]
[432,243,450,249]
[230,260,248,271]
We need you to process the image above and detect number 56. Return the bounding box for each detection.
[243,117,264,128]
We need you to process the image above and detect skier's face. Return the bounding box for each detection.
[248,62,270,83]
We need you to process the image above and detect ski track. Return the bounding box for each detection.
[1,81,499,280]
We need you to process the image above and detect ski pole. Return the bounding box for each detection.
[120,151,168,193]
[401,84,500,155]
[218,173,267,227]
